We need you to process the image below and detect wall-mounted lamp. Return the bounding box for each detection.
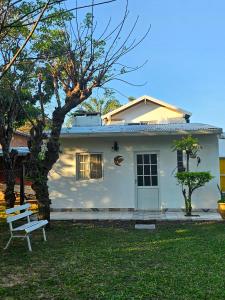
[112,141,119,151]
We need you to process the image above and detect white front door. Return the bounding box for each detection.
[136,153,159,210]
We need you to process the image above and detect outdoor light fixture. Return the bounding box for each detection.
[112,141,119,151]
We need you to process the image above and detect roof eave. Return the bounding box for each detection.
[60,129,221,138]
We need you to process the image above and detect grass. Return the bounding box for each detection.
[1,221,225,300]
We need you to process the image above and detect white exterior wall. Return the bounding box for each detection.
[49,134,220,210]
[106,101,185,125]
[73,115,102,127]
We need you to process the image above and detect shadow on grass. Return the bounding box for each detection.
[1,221,225,299]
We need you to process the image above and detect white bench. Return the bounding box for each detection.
[4,203,48,251]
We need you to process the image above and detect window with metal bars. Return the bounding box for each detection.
[76,153,103,180]
[177,150,185,172]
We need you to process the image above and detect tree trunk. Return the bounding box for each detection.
[4,169,16,208]
[28,95,89,223]
[186,152,190,172]
[183,187,192,216]
[184,197,188,215]
[28,109,66,223]
[31,176,50,222]
[185,198,192,216]
[2,150,17,208]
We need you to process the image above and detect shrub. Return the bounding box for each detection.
[176,172,213,216]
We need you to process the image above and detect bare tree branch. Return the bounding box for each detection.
[0,0,51,80]
[8,0,117,28]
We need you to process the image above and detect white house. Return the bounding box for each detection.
[49,95,222,211]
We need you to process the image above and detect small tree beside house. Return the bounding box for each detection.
[172,136,213,216]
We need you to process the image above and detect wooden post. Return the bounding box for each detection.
[20,163,25,205]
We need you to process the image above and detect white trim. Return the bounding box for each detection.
[75,152,104,181]
[102,95,192,120]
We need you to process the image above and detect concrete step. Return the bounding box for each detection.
[135,224,156,230]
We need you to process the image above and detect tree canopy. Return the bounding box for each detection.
[0,0,149,221]
[79,95,122,115]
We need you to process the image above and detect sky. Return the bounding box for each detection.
[67,0,225,130]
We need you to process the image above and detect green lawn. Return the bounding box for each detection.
[1,221,225,300]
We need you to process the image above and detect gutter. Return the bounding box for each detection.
[60,129,222,138]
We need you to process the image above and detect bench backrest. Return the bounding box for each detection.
[6,203,30,214]
[6,203,33,226]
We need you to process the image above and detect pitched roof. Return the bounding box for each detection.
[61,123,222,138]
[14,130,30,137]
[102,95,192,120]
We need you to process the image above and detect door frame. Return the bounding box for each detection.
[133,151,161,210]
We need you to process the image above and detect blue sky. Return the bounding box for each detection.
[68,0,225,130]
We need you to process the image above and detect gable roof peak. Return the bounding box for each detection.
[102,95,192,119]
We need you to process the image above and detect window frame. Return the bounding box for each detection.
[76,152,103,181]
[177,150,185,173]
[136,153,159,187]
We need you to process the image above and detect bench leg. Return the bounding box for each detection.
[42,227,47,241]
[4,236,12,250]
[26,235,32,251]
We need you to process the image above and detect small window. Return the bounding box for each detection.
[76,153,103,180]
[136,154,158,187]
[177,150,185,172]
